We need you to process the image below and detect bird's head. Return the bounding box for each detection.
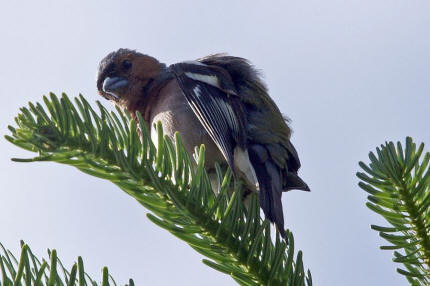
[96,49,162,106]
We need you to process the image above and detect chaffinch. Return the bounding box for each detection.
[96,49,310,237]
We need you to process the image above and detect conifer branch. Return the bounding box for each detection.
[6,93,311,286]
[358,137,430,285]
[0,241,132,286]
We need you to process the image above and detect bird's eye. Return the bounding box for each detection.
[122,60,132,70]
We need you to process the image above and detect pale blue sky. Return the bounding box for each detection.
[1,1,429,285]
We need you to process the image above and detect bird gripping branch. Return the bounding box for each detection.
[96,49,310,238]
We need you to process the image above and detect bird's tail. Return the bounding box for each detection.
[248,145,286,238]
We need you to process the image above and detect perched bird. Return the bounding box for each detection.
[96,49,310,237]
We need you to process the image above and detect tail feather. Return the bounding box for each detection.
[249,145,286,238]
[284,173,311,192]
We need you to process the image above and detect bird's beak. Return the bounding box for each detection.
[102,76,129,100]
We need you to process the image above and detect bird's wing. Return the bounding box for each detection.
[169,61,247,170]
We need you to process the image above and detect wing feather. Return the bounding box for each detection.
[170,62,246,171]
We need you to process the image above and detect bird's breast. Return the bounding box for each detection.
[149,80,225,169]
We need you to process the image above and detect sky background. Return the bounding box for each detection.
[1,1,429,285]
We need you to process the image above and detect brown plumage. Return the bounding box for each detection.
[97,49,310,238]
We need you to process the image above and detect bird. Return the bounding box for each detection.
[96,49,310,238]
